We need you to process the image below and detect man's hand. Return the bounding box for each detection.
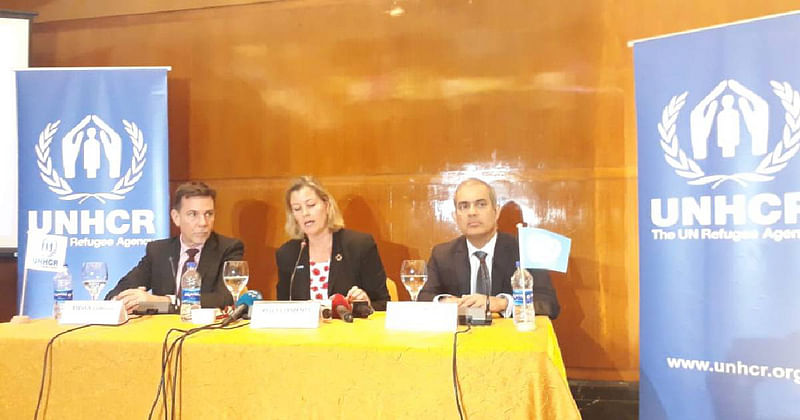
[459,294,508,313]
[439,296,461,304]
[114,287,170,314]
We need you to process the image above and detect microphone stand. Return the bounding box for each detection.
[288,240,306,300]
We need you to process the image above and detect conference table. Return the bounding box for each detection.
[0,312,579,419]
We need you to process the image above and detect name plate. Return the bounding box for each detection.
[385,302,458,332]
[191,308,217,325]
[59,300,127,325]
[250,301,320,329]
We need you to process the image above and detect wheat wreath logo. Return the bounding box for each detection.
[658,80,800,189]
[35,114,147,203]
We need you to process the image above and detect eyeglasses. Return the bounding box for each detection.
[456,199,491,212]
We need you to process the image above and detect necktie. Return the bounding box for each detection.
[474,250,490,295]
[181,248,200,277]
[178,248,200,298]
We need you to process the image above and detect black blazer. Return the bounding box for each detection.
[105,232,244,308]
[275,229,390,311]
[418,231,560,319]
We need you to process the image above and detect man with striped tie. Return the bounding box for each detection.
[106,182,244,314]
[418,178,560,319]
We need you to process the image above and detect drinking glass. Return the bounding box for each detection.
[400,260,428,301]
[81,261,108,301]
[223,261,249,304]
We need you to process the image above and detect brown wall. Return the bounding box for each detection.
[3,0,798,381]
[0,259,17,322]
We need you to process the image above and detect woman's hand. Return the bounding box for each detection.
[346,286,371,306]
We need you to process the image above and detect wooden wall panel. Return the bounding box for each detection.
[5,0,798,380]
[0,259,17,322]
[27,2,607,180]
[0,0,281,22]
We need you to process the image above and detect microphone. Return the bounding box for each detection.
[288,240,306,300]
[222,290,262,326]
[169,255,177,278]
[169,256,178,303]
[320,306,332,319]
[331,293,353,323]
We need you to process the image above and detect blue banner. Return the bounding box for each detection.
[634,13,800,419]
[16,68,170,318]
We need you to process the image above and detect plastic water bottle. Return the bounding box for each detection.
[511,262,535,331]
[180,262,202,322]
[53,265,73,320]
[523,265,536,328]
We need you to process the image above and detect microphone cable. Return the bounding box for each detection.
[33,316,140,420]
[170,321,250,420]
[148,323,215,420]
[147,320,250,420]
[451,324,472,420]
[157,287,262,416]
[150,326,189,420]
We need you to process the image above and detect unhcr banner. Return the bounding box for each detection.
[16,68,170,318]
[633,13,800,419]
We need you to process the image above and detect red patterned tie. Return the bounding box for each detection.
[181,248,200,277]
[178,248,200,298]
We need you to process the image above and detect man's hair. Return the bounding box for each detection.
[284,176,345,239]
[453,177,498,208]
[172,181,216,210]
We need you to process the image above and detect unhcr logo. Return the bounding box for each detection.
[40,236,58,257]
[658,80,800,189]
[35,114,147,204]
[650,80,800,241]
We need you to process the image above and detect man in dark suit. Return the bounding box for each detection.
[418,178,560,319]
[105,182,244,313]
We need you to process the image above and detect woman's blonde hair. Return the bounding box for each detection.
[284,176,345,239]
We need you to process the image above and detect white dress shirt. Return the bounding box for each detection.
[436,233,513,317]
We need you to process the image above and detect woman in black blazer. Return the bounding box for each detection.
[275,176,390,311]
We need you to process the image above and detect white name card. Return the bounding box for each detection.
[191,308,216,324]
[59,300,127,325]
[250,301,320,329]
[385,302,458,332]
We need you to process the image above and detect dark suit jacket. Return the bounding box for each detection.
[418,232,560,319]
[105,232,244,308]
[275,229,390,311]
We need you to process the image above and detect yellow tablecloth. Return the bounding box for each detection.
[0,313,579,419]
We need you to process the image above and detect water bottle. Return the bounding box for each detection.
[523,264,536,328]
[180,262,202,322]
[511,262,535,331]
[53,265,73,320]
